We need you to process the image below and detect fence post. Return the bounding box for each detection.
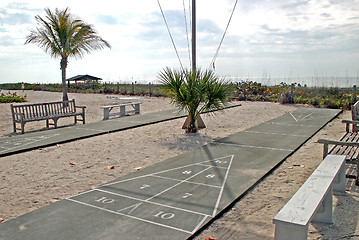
[149,82,152,97]
[243,82,247,101]
[352,85,357,104]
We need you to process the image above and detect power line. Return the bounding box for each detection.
[209,0,239,70]
[157,0,185,71]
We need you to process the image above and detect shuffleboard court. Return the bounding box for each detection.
[0,107,341,240]
[0,104,241,157]
[0,109,187,157]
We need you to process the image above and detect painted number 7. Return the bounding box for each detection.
[183,193,193,199]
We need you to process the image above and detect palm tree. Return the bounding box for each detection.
[25,8,111,102]
[159,67,231,133]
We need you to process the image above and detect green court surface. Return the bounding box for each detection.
[0,107,341,240]
[0,104,241,157]
[0,109,190,157]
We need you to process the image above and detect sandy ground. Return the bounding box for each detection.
[0,90,358,240]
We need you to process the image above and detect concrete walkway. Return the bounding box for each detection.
[0,107,341,240]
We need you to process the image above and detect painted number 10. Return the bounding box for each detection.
[95,196,115,204]
[153,211,175,220]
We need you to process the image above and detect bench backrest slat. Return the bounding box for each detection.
[11,100,76,120]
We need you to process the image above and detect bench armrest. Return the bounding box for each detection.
[342,119,359,132]
[318,138,359,158]
[318,138,359,147]
[76,105,86,109]
[13,112,24,121]
[342,119,359,124]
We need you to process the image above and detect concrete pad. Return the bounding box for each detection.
[0,107,341,240]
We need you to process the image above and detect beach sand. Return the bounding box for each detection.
[0,90,358,239]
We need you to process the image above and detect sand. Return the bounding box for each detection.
[0,90,358,239]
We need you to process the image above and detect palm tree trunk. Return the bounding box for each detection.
[187,109,198,133]
[60,57,69,102]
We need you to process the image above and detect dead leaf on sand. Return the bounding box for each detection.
[204,237,217,240]
[69,161,77,165]
[105,166,115,170]
[0,217,4,223]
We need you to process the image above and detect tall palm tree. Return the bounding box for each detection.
[159,67,231,133]
[25,8,111,102]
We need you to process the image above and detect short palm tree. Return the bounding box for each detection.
[25,8,111,102]
[159,67,231,133]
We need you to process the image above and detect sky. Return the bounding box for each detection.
[0,0,359,84]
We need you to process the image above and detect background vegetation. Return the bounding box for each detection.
[0,91,27,103]
[0,81,357,109]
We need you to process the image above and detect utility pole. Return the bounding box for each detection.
[192,0,196,71]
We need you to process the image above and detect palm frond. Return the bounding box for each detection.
[25,7,111,60]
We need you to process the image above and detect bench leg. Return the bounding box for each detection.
[333,162,347,193]
[274,221,308,240]
[323,143,329,159]
[134,104,140,114]
[120,106,126,117]
[313,185,333,224]
[21,122,25,134]
[82,111,85,124]
[103,108,110,120]
[357,161,359,185]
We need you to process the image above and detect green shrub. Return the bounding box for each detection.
[0,91,27,103]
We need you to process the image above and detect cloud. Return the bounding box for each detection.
[0,7,33,26]
[95,14,118,25]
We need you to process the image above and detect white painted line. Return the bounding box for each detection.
[212,155,234,216]
[0,134,60,153]
[152,174,222,189]
[191,215,209,234]
[94,188,211,217]
[67,198,194,234]
[145,166,213,201]
[100,160,215,188]
[301,112,313,121]
[117,202,143,214]
[67,189,95,199]
[265,122,321,128]
[196,163,229,169]
[215,142,293,152]
[74,127,106,132]
[243,130,309,138]
[100,175,148,187]
[290,111,299,122]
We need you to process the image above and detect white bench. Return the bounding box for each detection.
[273,155,346,240]
[101,102,141,120]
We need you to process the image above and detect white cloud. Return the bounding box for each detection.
[0,0,358,85]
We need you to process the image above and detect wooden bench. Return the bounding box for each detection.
[11,99,86,134]
[273,155,346,240]
[101,102,141,120]
[318,118,359,185]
